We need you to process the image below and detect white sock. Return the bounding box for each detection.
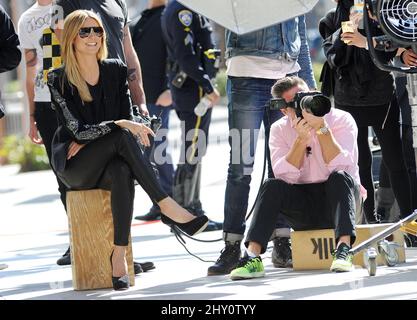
[274,228,291,238]
[245,249,257,258]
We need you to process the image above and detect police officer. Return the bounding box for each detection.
[161,0,222,230]
[130,0,174,221]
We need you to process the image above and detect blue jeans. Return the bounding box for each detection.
[144,103,174,197]
[223,76,289,238]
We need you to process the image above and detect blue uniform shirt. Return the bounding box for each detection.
[161,0,214,95]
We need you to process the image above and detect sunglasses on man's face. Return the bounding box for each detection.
[78,27,104,39]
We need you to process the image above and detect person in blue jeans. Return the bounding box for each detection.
[207,16,316,276]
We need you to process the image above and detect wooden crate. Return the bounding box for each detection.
[291,224,405,270]
[67,189,135,290]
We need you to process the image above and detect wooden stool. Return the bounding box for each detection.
[67,189,135,290]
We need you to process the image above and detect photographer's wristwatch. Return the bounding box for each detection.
[316,125,330,136]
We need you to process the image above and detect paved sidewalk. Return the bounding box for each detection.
[1,107,417,300]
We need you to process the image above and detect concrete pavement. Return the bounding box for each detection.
[1,106,417,300]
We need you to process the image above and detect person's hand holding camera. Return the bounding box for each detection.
[292,116,312,145]
[302,110,326,131]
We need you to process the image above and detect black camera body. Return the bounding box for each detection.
[132,105,162,133]
[269,91,331,118]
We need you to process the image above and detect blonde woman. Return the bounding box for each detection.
[47,10,208,291]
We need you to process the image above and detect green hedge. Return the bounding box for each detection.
[214,69,227,97]
[0,135,50,172]
[313,62,323,91]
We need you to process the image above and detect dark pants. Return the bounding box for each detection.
[176,107,212,170]
[224,76,288,240]
[245,171,358,254]
[144,103,174,197]
[337,100,412,220]
[377,124,417,213]
[396,76,417,209]
[59,129,168,246]
[401,124,417,209]
[34,102,67,210]
[170,78,213,210]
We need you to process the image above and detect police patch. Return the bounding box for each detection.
[178,10,193,27]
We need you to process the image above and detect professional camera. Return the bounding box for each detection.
[269,91,332,118]
[132,105,162,133]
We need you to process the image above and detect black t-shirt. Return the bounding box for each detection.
[86,79,105,124]
[130,5,167,104]
[55,0,129,61]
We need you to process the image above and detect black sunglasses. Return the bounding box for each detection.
[78,27,104,38]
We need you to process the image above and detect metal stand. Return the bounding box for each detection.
[349,210,417,276]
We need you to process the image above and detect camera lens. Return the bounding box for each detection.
[300,95,331,117]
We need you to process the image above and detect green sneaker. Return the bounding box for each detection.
[330,243,354,272]
[230,255,265,280]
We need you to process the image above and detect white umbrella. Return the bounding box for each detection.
[178,0,319,34]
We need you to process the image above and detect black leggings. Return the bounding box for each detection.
[58,129,168,246]
[378,124,417,210]
[356,110,411,220]
[336,100,412,220]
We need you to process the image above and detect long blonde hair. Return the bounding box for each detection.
[61,10,108,102]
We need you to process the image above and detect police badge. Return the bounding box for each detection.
[178,10,193,27]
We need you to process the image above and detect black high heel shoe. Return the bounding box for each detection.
[161,214,209,236]
[110,250,130,291]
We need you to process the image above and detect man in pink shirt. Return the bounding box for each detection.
[230,76,361,280]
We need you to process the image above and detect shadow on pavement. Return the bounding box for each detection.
[16,194,60,205]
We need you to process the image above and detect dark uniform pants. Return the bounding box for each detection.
[173,107,212,211]
[170,80,212,212]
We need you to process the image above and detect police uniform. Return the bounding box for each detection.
[161,0,217,214]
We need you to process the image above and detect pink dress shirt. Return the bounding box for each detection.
[270,108,364,196]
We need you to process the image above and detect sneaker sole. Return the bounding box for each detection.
[272,262,293,268]
[230,271,265,280]
[207,264,239,276]
[207,270,230,276]
[331,268,354,273]
[330,265,354,272]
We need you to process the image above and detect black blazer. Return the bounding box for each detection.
[0,5,21,73]
[47,59,133,173]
